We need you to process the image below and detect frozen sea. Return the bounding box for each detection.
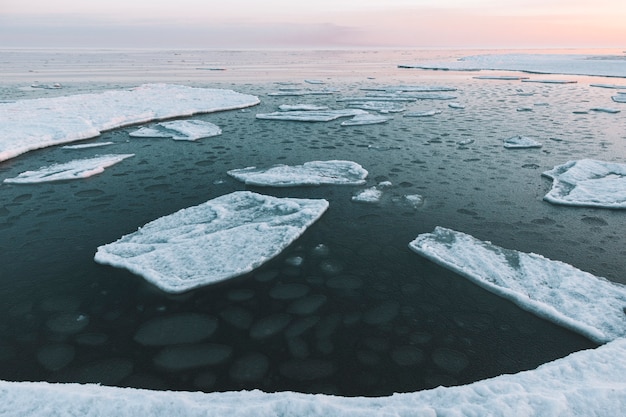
[1,48,626,413]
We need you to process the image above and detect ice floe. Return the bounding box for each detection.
[346,101,405,113]
[503,135,542,149]
[611,95,626,103]
[473,75,529,80]
[590,107,621,113]
[94,191,329,293]
[0,84,259,162]
[267,90,335,96]
[278,104,329,111]
[448,102,465,109]
[255,109,367,122]
[227,160,368,187]
[62,142,115,149]
[352,187,383,203]
[404,110,442,117]
[521,79,577,84]
[361,85,456,93]
[542,159,626,208]
[3,154,134,184]
[409,226,626,343]
[591,83,626,89]
[129,120,222,141]
[2,337,626,415]
[401,53,626,78]
[340,114,391,126]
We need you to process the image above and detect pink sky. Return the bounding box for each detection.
[1,0,624,48]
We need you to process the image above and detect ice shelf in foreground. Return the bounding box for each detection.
[542,159,626,208]
[3,154,134,184]
[400,53,626,78]
[228,160,368,187]
[2,337,626,416]
[129,120,222,141]
[409,227,626,343]
[94,191,328,293]
[0,84,259,162]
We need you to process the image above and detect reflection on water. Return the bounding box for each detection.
[1,50,625,395]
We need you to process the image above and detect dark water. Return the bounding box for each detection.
[1,62,625,396]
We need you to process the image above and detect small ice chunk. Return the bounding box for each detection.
[473,75,529,80]
[227,160,368,187]
[94,191,328,293]
[516,107,533,112]
[542,159,626,208]
[62,142,115,149]
[304,79,324,84]
[611,95,626,103]
[3,154,134,184]
[133,313,218,346]
[409,227,626,343]
[352,186,383,203]
[347,101,405,113]
[503,135,542,149]
[278,104,329,111]
[448,102,465,109]
[341,114,391,126]
[403,194,424,208]
[130,120,222,141]
[404,110,442,117]
[255,109,366,122]
[590,107,621,113]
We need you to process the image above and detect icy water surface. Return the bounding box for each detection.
[1,49,625,396]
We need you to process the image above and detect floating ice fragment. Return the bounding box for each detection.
[362,85,456,93]
[503,135,542,149]
[304,79,324,84]
[133,313,218,346]
[352,186,383,203]
[227,160,367,187]
[403,194,425,208]
[347,101,405,113]
[521,79,577,84]
[278,104,329,111]
[341,113,391,126]
[130,120,222,141]
[516,107,533,112]
[267,90,335,96]
[542,159,626,208]
[62,142,115,149]
[590,107,621,113]
[448,102,465,109]
[94,191,329,293]
[409,226,626,343]
[256,109,366,121]
[473,75,529,80]
[0,84,259,162]
[612,95,626,103]
[590,83,626,89]
[404,110,442,117]
[3,154,134,184]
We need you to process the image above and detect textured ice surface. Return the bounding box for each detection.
[409,227,626,343]
[542,159,626,208]
[503,135,542,149]
[0,84,259,162]
[129,120,222,141]
[3,154,134,184]
[94,191,329,293]
[227,160,368,187]
[402,53,626,77]
[255,109,367,122]
[2,337,626,416]
[340,114,391,126]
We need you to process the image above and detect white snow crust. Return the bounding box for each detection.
[3,154,134,184]
[409,227,626,343]
[503,135,542,149]
[2,337,626,416]
[542,159,626,208]
[130,120,222,141]
[94,191,329,293]
[0,84,259,162]
[255,109,367,122]
[227,160,368,187]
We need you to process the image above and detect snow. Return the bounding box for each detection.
[94,191,329,293]
[409,227,626,343]
[3,154,134,184]
[227,161,368,187]
[542,159,626,208]
[2,337,626,416]
[255,109,367,121]
[503,135,542,149]
[0,84,259,162]
[401,53,626,78]
[130,120,222,141]
[340,114,391,126]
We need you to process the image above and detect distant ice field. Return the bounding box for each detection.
[0,49,625,412]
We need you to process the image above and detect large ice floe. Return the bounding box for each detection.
[400,53,626,78]
[409,227,626,343]
[542,159,626,208]
[129,120,222,141]
[3,154,134,184]
[0,84,259,162]
[227,160,368,187]
[2,337,626,416]
[94,191,328,293]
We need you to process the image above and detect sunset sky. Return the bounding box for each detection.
[1,0,624,49]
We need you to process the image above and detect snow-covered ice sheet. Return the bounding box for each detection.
[255,109,367,122]
[2,337,626,416]
[409,227,626,343]
[0,84,259,162]
[401,53,626,77]
[227,160,368,187]
[130,120,222,141]
[542,159,626,208]
[503,135,542,149]
[94,191,328,293]
[3,154,134,184]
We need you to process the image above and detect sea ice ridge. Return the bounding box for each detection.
[409,226,626,343]
[94,191,329,293]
